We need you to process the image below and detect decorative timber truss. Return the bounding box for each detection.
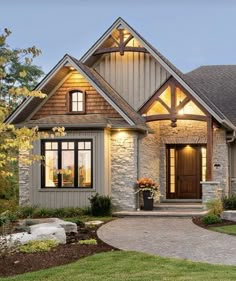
[139,77,214,181]
[93,27,147,56]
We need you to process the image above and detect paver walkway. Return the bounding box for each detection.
[98,217,236,265]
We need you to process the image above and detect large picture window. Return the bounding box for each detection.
[42,140,92,188]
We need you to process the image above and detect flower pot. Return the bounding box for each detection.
[142,190,154,211]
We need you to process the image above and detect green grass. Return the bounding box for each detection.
[1,251,236,281]
[209,224,236,236]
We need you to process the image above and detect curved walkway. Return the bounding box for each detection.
[98,217,236,265]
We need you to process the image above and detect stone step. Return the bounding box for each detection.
[154,203,203,211]
[162,199,202,203]
[113,210,208,218]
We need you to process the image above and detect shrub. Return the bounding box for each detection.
[222,195,236,210]
[206,199,223,216]
[19,240,59,253]
[64,218,85,227]
[17,206,37,218]
[89,193,112,216]
[202,214,222,225]
[17,206,84,219]
[0,210,17,227]
[78,239,97,245]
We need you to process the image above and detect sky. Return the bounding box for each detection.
[2,0,236,75]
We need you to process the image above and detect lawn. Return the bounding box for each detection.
[1,251,236,281]
[209,225,236,236]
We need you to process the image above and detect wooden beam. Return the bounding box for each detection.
[139,77,173,114]
[145,114,207,122]
[93,47,148,56]
[206,117,213,181]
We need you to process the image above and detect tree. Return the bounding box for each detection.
[0,28,64,200]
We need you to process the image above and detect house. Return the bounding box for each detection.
[6,17,236,210]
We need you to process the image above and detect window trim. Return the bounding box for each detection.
[67,90,86,114]
[41,139,93,189]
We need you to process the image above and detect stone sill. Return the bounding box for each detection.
[200,181,220,185]
[38,188,96,192]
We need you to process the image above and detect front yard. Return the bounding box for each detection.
[1,251,236,281]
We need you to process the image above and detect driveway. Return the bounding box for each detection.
[98,217,236,265]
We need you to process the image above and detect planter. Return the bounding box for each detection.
[142,190,154,211]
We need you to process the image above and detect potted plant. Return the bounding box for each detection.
[136,178,161,211]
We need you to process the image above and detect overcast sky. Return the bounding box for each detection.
[2,0,236,75]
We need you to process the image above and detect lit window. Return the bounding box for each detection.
[70,91,85,113]
[42,140,92,188]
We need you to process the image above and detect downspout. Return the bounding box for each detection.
[226,130,236,196]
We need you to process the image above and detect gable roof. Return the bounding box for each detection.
[6,54,147,130]
[6,18,236,131]
[184,65,236,126]
[80,17,236,130]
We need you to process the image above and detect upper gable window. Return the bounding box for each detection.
[70,91,85,113]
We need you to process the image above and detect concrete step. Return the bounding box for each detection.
[113,210,208,218]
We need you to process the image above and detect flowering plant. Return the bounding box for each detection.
[136,177,161,202]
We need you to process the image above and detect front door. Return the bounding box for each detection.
[167,145,203,199]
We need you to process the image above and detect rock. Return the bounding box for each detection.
[221,211,236,221]
[30,225,66,244]
[53,218,78,233]
[1,218,77,246]
[85,220,104,226]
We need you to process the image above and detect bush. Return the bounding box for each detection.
[0,210,17,227]
[206,199,223,216]
[78,239,97,245]
[17,206,37,218]
[17,206,84,219]
[222,195,236,210]
[202,214,222,225]
[19,240,59,253]
[89,193,112,216]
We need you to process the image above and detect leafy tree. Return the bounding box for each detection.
[0,28,44,111]
[0,28,64,201]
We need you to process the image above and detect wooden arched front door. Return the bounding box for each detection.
[167,145,205,199]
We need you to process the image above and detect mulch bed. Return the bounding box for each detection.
[192,216,236,229]
[0,223,117,277]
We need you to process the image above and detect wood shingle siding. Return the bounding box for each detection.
[94,53,170,110]
[32,72,120,119]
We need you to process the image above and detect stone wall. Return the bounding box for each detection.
[139,121,160,184]
[213,128,229,195]
[19,151,30,206]
[159,120,207,199]
[111,131,138,210]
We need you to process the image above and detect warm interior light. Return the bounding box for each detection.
[178,101,185,115]
[69,66,75,71]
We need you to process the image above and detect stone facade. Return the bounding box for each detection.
[19,151,30,206]
[201,181,223,209]
[111,131,138,210]
[212,128,229,195]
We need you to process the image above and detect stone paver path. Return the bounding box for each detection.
[98,217,236,265]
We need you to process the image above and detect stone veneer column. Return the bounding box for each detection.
[213,128,229,195]
[111,131,138,210]
[19,151,30,206]
[201,181,223,209]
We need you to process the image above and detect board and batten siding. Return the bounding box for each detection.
[28,130,109,208]
[94,52,170,110]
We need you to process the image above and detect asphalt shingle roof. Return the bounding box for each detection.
[184,65,236,126]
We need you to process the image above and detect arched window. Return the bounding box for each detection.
[69,91,85,113]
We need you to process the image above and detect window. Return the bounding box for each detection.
[69,91,85,113]
[42,140,92,188]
